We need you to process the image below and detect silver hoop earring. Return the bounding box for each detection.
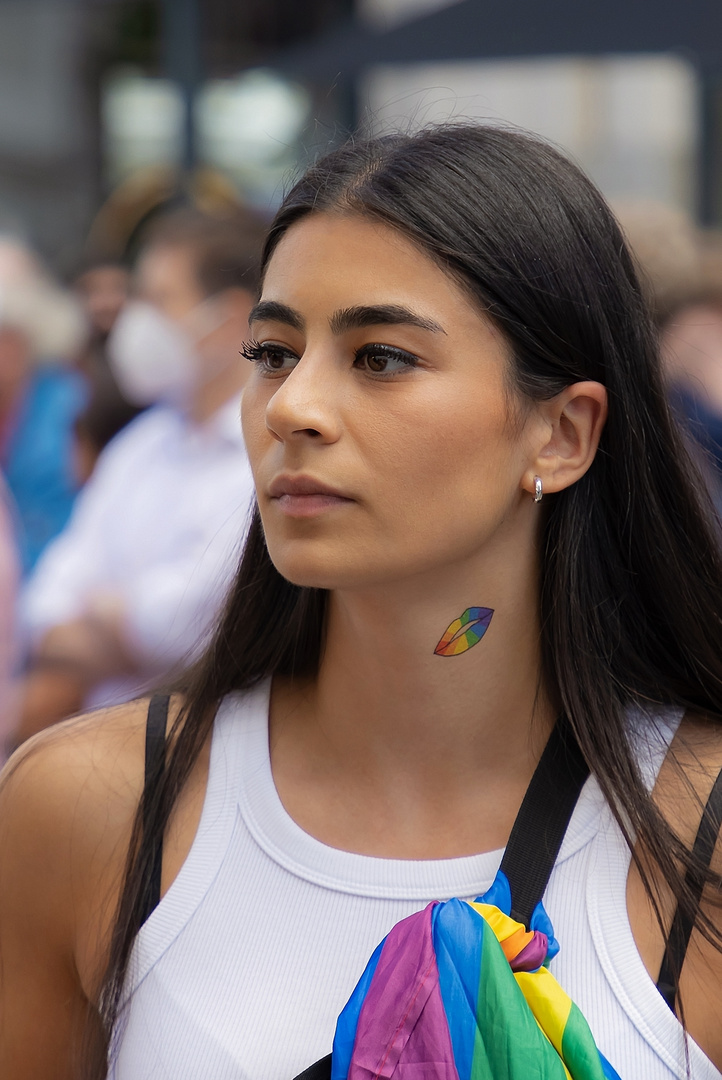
[534,476,543,503]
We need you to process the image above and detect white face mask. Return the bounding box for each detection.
[107,301,199,407]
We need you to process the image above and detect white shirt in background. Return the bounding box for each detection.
[21,394,254,706]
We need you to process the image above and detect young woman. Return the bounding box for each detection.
[2,124,722,1080]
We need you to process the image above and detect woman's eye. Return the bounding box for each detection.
[354,345,419,376]
[241,339,299,374]
[241,339,419,378]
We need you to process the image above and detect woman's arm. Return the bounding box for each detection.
[628,715,722,1069]
[0,704,148,1079]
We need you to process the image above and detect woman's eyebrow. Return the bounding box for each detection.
[249,300,445,336]
[249,300,304,330]
[330,305,446,335]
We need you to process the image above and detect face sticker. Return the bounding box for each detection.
[434,607,494,657]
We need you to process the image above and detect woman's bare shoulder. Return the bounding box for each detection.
[0,698,167,1027]
[674,709,722,757]
[0,699,163,911]
[664,712,722,1067]
[0,698,152,829]
[653,711,722,832]
[0,695,186,932]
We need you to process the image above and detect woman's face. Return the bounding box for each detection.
[242,212,546,591]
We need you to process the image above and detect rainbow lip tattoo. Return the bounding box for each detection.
[434,607,494,657]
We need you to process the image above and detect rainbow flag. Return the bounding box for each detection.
[331,876,621,1080]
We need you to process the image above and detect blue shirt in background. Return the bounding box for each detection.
[3,366,86,576]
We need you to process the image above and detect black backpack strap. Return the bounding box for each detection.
[139,693,170,926]
[498,718,590,927]
[656,765,722,1012]
[292,1055,332,1080]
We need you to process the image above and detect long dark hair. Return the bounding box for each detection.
[97,124,722,1069]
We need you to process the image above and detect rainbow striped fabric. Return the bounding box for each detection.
[330,873,621,1080]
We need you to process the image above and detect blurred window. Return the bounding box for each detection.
[102,68,184,185]
[361,54,698,211]
[102,66,310,209]
[196,71,311,206]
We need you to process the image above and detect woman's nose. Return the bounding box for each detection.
[264,354,343,445]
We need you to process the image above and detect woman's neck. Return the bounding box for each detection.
[270,538,557,859]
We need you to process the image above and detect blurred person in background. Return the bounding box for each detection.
[72,364,146,485]
[0,240,87,575]
[73,256,130,350]
[618,203,722,501]
[71,255,144,481]
[0,472,19,764]
[16,208,265,742]
[658,236,722,476]
[613,200,700,323]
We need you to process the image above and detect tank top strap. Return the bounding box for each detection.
[123,684,268,1001]
[140,693,170,926]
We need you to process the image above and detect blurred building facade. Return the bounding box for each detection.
[0,0,719,272]
[0,1,100,269]
[0,0,351,271]
[361,53,697,211]
[358,0,706,213]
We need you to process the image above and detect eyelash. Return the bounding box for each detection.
[241,339,420,377]
[241,340,291,369]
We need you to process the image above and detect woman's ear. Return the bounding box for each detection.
[523,381,608,497]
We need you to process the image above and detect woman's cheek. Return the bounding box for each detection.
[241,386,270,461]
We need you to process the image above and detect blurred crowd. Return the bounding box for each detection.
[617,202,722,491]
[0,203,267,761]
[2,193,722,762]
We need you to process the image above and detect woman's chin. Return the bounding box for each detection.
[269,551,346,591]
[269,549,386,592]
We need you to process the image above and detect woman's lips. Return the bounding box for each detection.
[274,492,353,517]
[268,476,354,518]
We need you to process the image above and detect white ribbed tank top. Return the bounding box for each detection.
[111,681,720,1080]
